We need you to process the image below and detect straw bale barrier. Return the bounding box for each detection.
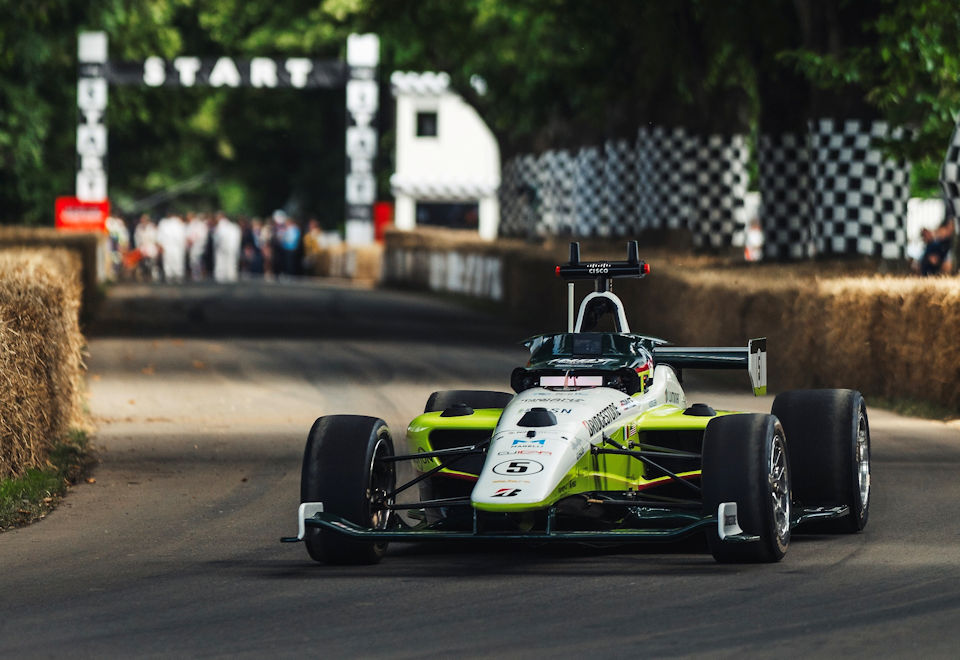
[0,249,86,480]
[0,227,103,317]
[384,230,960,412]
[308,244,383,283]
[618,266,960,411]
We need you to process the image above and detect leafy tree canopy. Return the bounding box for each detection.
[1,0,957,225]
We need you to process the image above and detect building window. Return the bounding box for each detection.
[416,111,438,137]
[416,202,479,230]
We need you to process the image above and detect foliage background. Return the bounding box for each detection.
[1,0,958,227]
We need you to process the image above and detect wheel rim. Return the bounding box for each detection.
[367,435,395,531]
[769,433,791,542]
[856,410,870,511]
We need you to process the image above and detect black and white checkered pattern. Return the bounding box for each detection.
[500,119,909,258]
[758,133,814,260]
[808,119,909,259]
[687,134,749,249]
[498,154,540,237]
[538,149,577,235]
[940,117,960,219]
[603,139,638,236]
[574,147,605,236]
[759,120,910,260]
[501,128,748,244]
[636,126,693,231]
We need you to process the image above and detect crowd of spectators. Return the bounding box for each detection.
[105,210,335,283]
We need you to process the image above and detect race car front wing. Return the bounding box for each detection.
[281,501,849,545]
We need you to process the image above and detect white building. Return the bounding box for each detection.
[390,71,501,240]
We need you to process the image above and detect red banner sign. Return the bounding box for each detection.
[55,197,109,232]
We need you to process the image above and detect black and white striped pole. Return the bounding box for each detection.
[344,34,379,245]
[76,31,108,203]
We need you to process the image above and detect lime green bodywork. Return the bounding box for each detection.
[407,408,505,480]
[407,401,742,512]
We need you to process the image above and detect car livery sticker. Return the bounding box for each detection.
[583,402,620,436]
[497,449,553,456]
[493,460,544,475]
[524,396,586,403]
[547,358,608,367]
[512,438,546,446]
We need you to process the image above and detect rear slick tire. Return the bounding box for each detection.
[702,414,791,563]
[772,389,870,533]
[300,415,395,564]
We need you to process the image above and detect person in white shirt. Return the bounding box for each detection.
[157,213,187,283]
[185,212,210,281]
[133,214,159,281]
[213,211,242,282]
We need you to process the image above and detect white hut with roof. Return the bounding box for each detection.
[390,71,501,240]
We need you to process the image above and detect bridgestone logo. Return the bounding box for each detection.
[584,403,620,436]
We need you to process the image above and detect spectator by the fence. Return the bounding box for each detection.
[186,212,209,281]
[212,212,242,282]
[259,216,275,279]
[157,213,187,283]
[281,215,301,276]
[917,214,955,276]
[133,214,159,281]
[302,218,323,274]
[241,217,264,276]
[270,210,286,278]
[105,215,129,278]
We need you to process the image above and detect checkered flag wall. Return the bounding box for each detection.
[808,119,910,259]
[758,133,814,259]
[758,120,910,260]
[499,154,541,238]
[574,147,605,235]
[501,128,749,244]
[940,117,960,218]
[604,139,638,236]
[537,150,577,235]
[687,134,749,249]
[636,126,694,231]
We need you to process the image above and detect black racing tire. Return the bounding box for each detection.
[424,390,514,414]
[772,389,870,533]
[300,415,395,564]
[702,414,791,563]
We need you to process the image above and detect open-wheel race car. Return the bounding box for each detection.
[282,242,871,564]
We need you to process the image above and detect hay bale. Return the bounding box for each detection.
[308,244,384,283]
[0,248,85,480]
[383,231,960,412]
[0,227,103,318]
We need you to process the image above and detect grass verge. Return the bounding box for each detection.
[0,430,96,532]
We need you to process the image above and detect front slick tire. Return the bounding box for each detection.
[301,415,395,565]
[702,414,791,563]
[772,389,870,533]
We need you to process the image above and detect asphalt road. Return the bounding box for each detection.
[2,280,960,658]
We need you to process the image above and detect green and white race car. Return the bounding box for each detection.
[283,242,871,564]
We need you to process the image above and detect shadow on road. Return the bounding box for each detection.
[87,280,521,345]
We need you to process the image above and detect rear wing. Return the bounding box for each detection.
[653,338,767,396]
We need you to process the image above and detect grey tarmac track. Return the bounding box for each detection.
[1,280,959,658]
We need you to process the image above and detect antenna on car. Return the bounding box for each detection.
[566,243,580,330]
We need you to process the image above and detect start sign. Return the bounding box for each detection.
[55,196,109,232]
